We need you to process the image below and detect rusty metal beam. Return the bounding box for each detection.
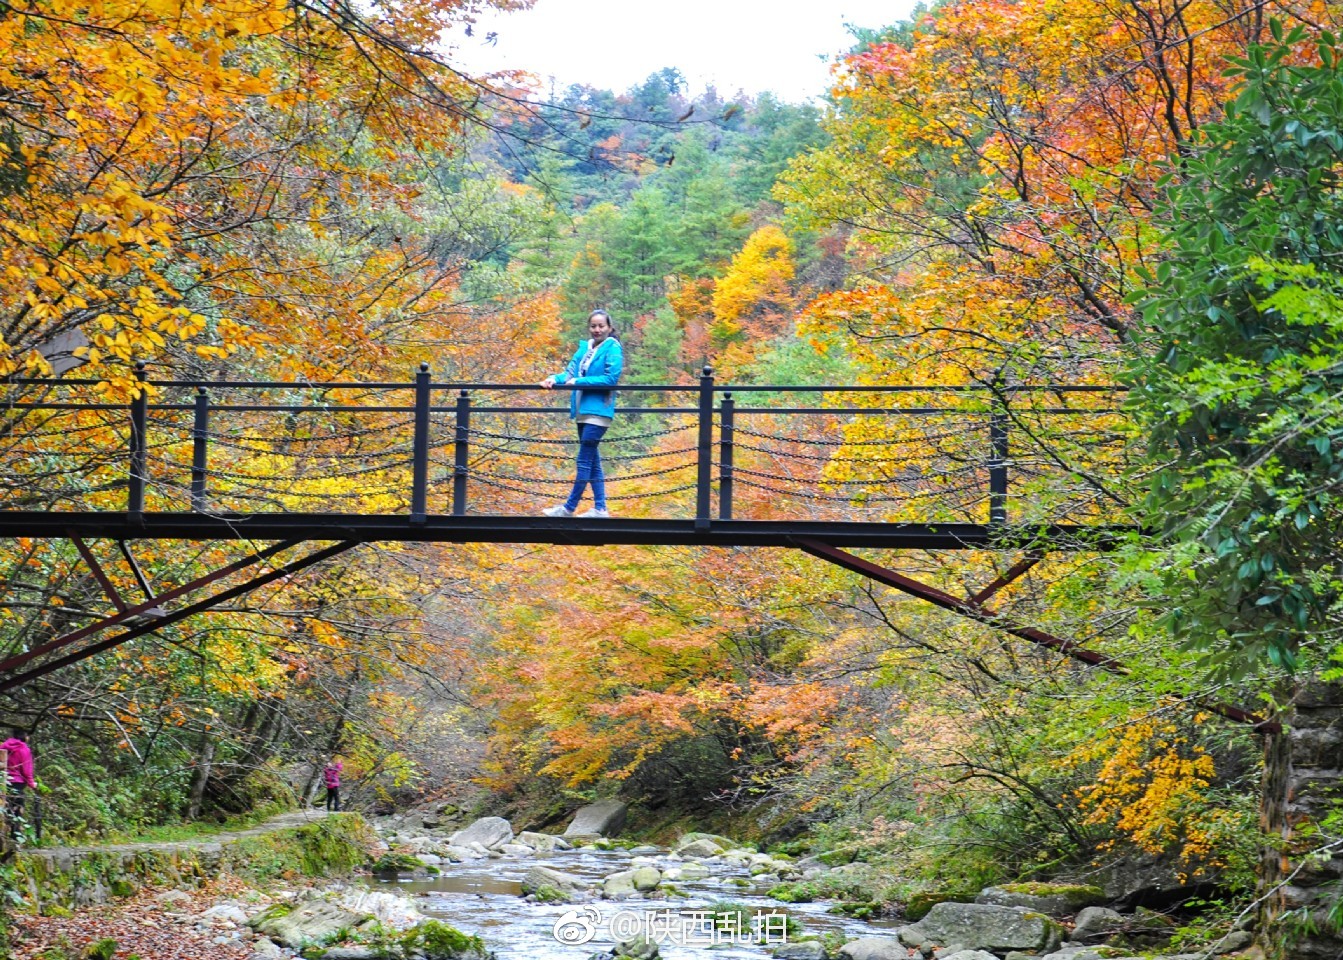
[968,552,1043,606]
[794,539,1272,731]
[0,540,356,692]
[797,538,1124,672]
[0,540,300,676]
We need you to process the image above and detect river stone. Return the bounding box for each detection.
[418,854,444,866]
[517,831,571,853]
[632,866,662,891]
[677,862,710,880]
[322,950,378,960]
[404,837,446,854]
[564,800,629,838]
[616,936,660,960]
[336,890,422,930]
[901,902,1063,953]
[677,839,725,859]
[1212,930,1254,954]
[940,952,999,960]
[839,936,907,960]
[499,843,534,857]
[1040,949,1132,960]
[603,870,639,899]
[201,904,249,924]
[444,845,478,861]
[522,865,591,900]
[977,885,1107,916]
[675,832,737,851]
[249,938,283,959]
[774,942,826,960]
[247,901,374,948]
[1072,906,1125,942]
[629,845,662,856]
[450,816,514,849]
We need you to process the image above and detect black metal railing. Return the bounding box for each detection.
[0,364,1134,528]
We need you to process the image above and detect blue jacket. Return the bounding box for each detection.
[553,337,623,420]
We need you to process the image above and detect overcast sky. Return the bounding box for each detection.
[449,0,921,103]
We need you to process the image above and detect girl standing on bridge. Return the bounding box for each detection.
[539,310,624,518]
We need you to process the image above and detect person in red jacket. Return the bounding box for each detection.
[1,730,35,832]
[323,760,343,812]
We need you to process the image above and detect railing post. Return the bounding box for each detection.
[719,391,734,521]
[452,389,470,517]
[989,391,1009,526]
[695,365,714,530]
[191,387,209,513]
[129,361,147,522]
[410,362,431,524]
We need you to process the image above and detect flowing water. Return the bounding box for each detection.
[362,846,895,960]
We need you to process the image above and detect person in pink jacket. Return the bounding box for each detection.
[323,760,343,812]
[2,731,35,831]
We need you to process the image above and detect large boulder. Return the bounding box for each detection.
[676,839,725,859]
[976,884,1106,916]
[838,936,907,960]
[675,832,737,851]
[522,865,591,901]
[899,902,1063,954]
[449,817,514,850]
[564,801,628,838]
[602,870,638,899]
[247,901,374,948]
[631,866,662,891]
[1071,906,1125,942]
[518,831,572,854]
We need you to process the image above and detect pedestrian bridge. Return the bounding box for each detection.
[0,364,1134,549]
[0,365,1146,692]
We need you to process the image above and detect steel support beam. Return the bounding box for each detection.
[0,540,355,692]
[968,552,1043,606]
[0,540,301,677]
[794,539,1270,730]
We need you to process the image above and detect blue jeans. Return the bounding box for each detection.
[564,423,607,511]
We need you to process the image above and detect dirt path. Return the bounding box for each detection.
[32,808,331,858]
[10,808,340,960]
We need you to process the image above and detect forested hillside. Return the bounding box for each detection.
[2,0,1342,956]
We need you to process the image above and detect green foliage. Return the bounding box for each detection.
[80,939,118,960]
[1130,26,1343,677]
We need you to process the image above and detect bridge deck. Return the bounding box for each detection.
[0,512,1135,549]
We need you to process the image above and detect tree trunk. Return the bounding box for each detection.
[1257,679,1343,959]
[186,733,215,820]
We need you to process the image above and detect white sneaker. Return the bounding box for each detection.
[579,508,611,518]
[542,505,575,518]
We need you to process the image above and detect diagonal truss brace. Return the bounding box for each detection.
[0,540,356,692]
[795,538,1271,730]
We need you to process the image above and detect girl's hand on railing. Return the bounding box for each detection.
[540,377,557,389]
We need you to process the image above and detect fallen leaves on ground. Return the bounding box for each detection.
[11,877,260,960]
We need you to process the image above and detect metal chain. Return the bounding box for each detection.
[468,422,696,445]
[474,461,694,485]
[472,474,699,502]
[731,476,910,503]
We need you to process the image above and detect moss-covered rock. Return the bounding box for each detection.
[371,851,424,875]
[399,920,492,959]
[903,890,976,921]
